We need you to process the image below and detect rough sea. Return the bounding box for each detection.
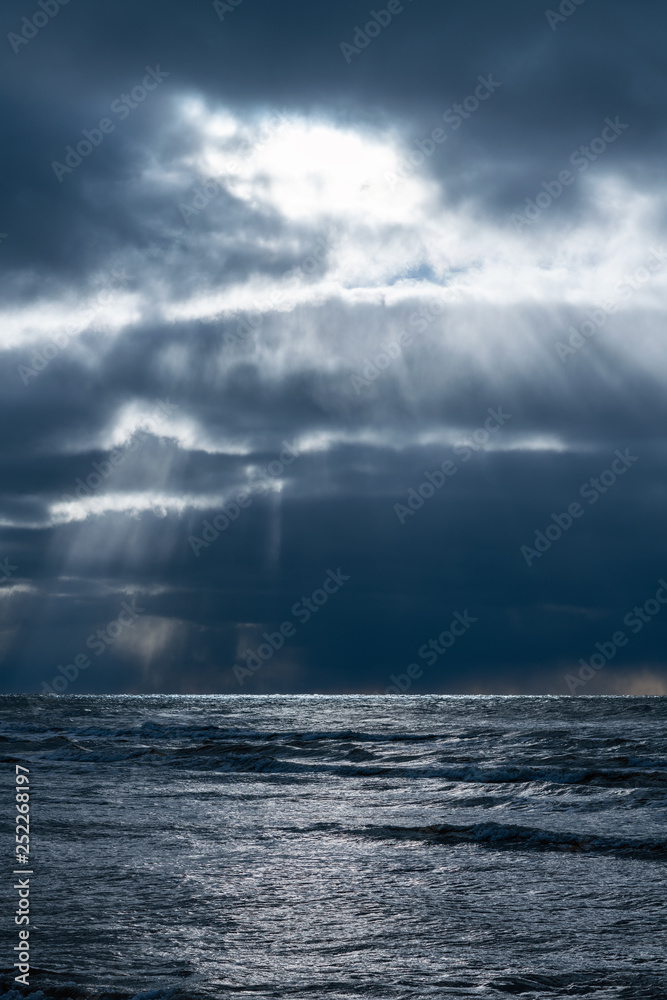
[1,695,665,1000]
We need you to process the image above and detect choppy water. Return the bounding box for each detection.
[0,695,666,999]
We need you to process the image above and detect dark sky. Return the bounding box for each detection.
[1,0,666,694]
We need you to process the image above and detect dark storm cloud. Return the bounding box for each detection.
[2,0,666,221]
[1,0,666,694]
[2,439,666,695]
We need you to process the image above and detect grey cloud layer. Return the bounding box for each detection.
[1,0,666,693]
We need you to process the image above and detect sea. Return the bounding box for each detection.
[0,695,665,1000]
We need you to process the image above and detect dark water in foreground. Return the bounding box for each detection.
[0,695,666,999]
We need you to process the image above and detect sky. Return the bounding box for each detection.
[1,0,666,695]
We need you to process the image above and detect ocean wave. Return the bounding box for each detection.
[0,969,194,1000]
[3,968,666,1000]
[4,740,665,790]
[348,819,667,858]
[484,971,667,996]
